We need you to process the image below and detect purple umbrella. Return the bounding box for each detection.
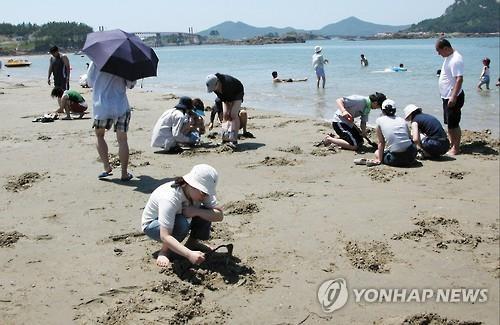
[82,29,159,81]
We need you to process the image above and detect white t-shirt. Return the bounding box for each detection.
[438,50,464,99]
[151,108,191,149]
[376,115,412,152]
[141,181,217,231]
[86,62,136,120]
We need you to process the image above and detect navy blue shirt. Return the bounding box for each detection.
[413,113,447,139]
[214,73,244,102]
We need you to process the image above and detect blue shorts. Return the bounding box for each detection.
[143,215,211,243]
[383,144,417,167]
[93,111,131,132]
[315,67,325,78]
[421,137,450,157]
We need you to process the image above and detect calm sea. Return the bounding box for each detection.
[2,37,499,134]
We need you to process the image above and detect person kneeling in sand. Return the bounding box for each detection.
[51,87,88,120]
[404,104,449,159]
[141,164,223,267]
[316,92,386,151]
[272,71,307,83]
[151,96,200,152]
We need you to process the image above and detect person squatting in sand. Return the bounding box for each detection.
[50,87,88,120]
[206,73,245,149]
[141,164,223,268]
[151,96,201,152]
[404,104,450,159]
[208,98,252,138]
[316,92,386,151]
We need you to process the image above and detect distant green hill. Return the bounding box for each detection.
[198,21,303,40]
[199,18,410,40]
[406,0,500,33]
[316,17,410,37]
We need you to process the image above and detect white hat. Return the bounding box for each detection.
[314,46,322,53]
[183,164,218,195]
[381,99,397,115]
[205,74,218,93]
[404,104,422,120]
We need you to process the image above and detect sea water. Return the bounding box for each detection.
[2,37,499,134]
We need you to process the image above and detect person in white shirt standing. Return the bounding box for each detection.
[436,38,465,156]
[312,46,329,89]
[87,62,136,181]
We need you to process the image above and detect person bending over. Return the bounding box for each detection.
[51,87,88,120]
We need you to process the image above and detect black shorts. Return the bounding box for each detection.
[442,91,465,129]
[332,122,363,147]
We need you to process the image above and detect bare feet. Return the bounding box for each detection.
[447,149,460,156]
[156,252,170,268]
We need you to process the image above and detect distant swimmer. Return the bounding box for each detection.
[360,54,368,67]
[272,71,307,83]
[392,63,407,72]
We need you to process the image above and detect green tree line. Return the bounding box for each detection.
[0,21,93,52]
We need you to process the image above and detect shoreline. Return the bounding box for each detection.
[0,79,498,324]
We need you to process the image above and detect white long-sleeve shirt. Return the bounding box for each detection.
[86,62,136,120]
[151,108,191,150]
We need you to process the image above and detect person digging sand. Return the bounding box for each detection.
[141,164,223,268]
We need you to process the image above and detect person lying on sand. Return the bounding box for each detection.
[272,71,308,83]
[141,164,223,268]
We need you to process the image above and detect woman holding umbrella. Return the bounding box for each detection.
[83,29,159,181]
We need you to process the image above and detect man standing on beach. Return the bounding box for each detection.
[47,46,70,90]
[87,62,136,181]
[436,38,464,156]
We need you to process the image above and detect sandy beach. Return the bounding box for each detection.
[0,79,498,324]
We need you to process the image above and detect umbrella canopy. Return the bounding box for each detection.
[82,29,159,81]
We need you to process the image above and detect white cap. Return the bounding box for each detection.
[183,164,218,195]
[314,46,322,53]
[404,104,422,120]
[381,99,397,115]
[205,74,218,93]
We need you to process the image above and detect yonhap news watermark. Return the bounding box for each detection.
[317,278,488,314]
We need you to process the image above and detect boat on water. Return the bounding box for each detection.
[4,59,32,67]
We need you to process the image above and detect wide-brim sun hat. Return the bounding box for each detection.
[404,104,422,120]
[183,164,218,196]
[314,46,322,53]
[206,74,218,93]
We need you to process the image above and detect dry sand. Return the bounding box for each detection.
[0,80,498,324]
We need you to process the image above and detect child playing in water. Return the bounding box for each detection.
[477,57,490,90]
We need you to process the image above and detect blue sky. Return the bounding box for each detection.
[2,0,455,33]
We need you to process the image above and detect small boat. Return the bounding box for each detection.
[4,59,32,67]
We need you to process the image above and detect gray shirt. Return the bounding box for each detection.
[332,95,371,126]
